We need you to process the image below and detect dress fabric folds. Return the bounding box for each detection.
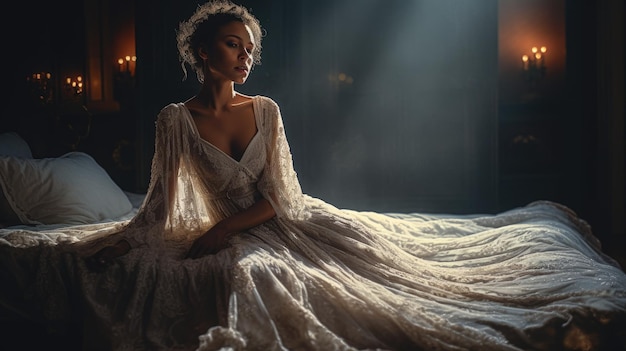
[1,95,625,351]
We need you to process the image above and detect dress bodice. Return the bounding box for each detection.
[178,100,267,200]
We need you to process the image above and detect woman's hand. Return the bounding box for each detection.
[86,240,131,272]
[185,199,275,259]
[186,225,230,259]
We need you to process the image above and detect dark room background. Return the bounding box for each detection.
[2,0,624,265]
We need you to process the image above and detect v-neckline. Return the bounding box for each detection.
[181,96,260,164]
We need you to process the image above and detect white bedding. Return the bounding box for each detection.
[0,191,144,247]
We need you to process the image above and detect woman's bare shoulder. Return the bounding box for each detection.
[232,93,255,108]
[234,92,254,101]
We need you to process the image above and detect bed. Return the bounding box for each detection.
[0,131,146,349]
[1,131,625,351]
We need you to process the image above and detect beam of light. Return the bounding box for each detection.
[295,1,497,214]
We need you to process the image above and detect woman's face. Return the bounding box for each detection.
[204,21,255,84]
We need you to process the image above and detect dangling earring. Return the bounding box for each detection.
[197,46,210,83]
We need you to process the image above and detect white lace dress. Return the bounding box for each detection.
[1,95,625,351]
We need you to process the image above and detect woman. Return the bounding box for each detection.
[90,0,271,264]
[85,1,626,350]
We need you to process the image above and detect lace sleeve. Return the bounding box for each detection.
[257,98,310,221]
[120,104,183,248]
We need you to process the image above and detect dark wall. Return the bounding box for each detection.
[565,1,625,263]
[2,0,87,156]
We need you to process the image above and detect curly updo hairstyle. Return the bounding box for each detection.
[176,0,263,83]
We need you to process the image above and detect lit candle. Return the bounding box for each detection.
[125,55,131,72]
[118,58,124,72]
[131,55,137,75]
[521,54,529,70]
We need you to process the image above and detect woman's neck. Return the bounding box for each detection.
[195,80,237,112]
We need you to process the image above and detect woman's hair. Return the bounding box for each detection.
[176,0,263,83]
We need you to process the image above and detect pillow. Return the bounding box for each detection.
[0,152,133,225]
[0,132,33,158]
[0,132,33,225]
[0,186,21,226]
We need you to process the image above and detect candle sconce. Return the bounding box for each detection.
[114,55,137,109]
[26,72,85,104]
[521,46,547,85]
[64,75,84,98]
[117,55,137,78]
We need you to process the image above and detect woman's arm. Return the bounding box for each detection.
[86,108,184,271]
[186,198,276,259]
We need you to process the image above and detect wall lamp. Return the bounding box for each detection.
[65,75,84,96]
[117,55,137,77]
[521,46,547,84]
